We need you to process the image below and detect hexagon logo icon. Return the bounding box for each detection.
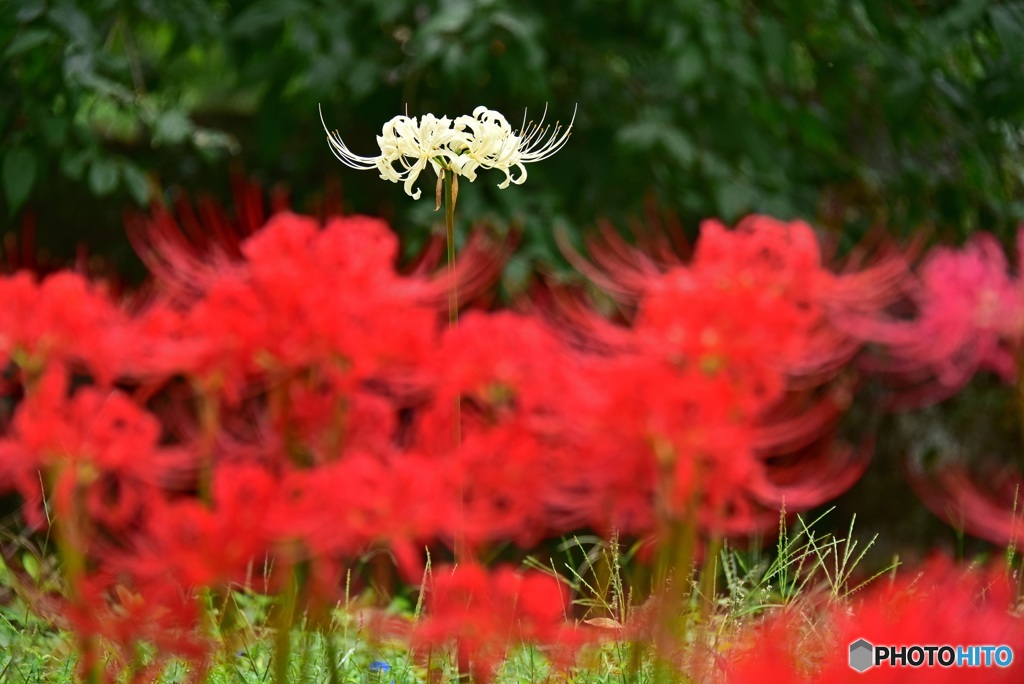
[849,639,874,672]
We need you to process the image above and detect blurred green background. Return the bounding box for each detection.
[4,0,1024,279]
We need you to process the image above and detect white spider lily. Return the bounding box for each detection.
[375,113,466,200]
[451,104,576,189]
[321,106,462,200]
[320,104,575,200]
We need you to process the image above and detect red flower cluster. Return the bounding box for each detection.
[851,232,1024,408]
[2,198,1022,679]
[0,367,193,532]
[413,563,582,684]
[0,272,133,383]
[133,212,439,405]
[726,557,1024,683]
[550,215,904,537]
[846,231,1024,549]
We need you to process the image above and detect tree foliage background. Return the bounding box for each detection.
[4,0,1024,277]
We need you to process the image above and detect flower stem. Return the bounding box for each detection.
[443,168,466,564]
[444,168,459,329]
[198,390,220,505]
[274,561,300,684]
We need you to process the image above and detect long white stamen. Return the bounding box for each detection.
[520,103,576,162]
[319,104,378,170]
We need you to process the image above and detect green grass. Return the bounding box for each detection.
[0,511,899,683]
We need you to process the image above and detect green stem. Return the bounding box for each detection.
[53,467,102,684]
[274,565,298,684]
[198,391,220,505]
[688,535,722,680]
[650,443,700,682]
[443,169,466,564]
[697,536,721,617]
[444,168,458,329]
[323,630,343,684]
[273,615,292,684]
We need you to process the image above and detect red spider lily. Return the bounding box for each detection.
[283,380,398,462]
[238,214,436,382]
[0,367,194,531]
[125,175,288,305]
[851,232,1023,409]
[240,214,436,382]
[276,452,455,581]
[413,312,604,545]
[1,197,982,680]
[584,352,777,536]
[61,575,211,684]
[412,564,585,684]
[574,262,833,536]
[557,214,907,380]
[538,215,910,536]
[131,213,439,403]
[130,455,450,611]
[905,459,1024,548]
[0,272,135,385]
[128,176,510,312]
[634,265,807,413]
[415,311,592,444]
[693,216,909,380]
[134,464,281,589]
[158,276,271,400]
[449,423,578,548]
[725,557,1024,683]
[149,379,400,475]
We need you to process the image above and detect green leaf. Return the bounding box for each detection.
[618,119,695,167]
[758,17,788,75]
[674,44,706,89]
[152,109,193,146]
[88,157,119,196]
[230,0,309,37]
[40,115,70,147]
[715,180,758,221]
[14,0,46,22]
[48,2,98,46]
[990,4,1024,59]
[886,72,927,122]
[61,148,92,181]
[421,2,473,34]
[120,162,150,205]
[2,28,54,60]
[2,147,38,214]
[21,553,40,583]
[661,129,696,167]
